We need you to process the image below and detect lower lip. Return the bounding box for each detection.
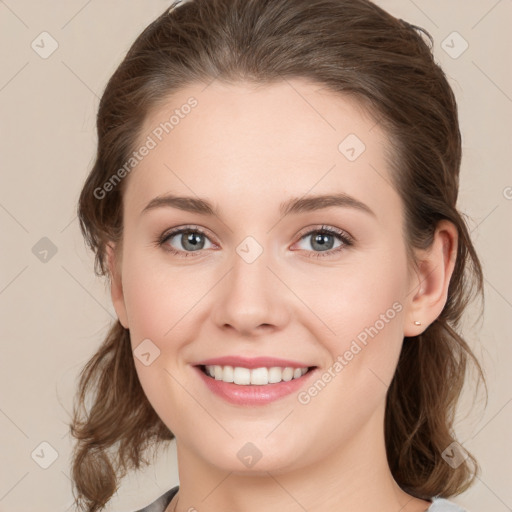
[194,366,317,406]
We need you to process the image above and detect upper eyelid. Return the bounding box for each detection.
[296,224,352,240]
[161,225,213,242]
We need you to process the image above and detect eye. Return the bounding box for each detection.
[158,225,215,257]
[293,225,354,258]
[156,224,354,259]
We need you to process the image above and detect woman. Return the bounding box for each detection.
[70,0,487,511]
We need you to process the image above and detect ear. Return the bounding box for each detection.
[403,220,458,337]
[106,242,129,329]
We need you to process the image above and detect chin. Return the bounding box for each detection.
[194,437,312,475]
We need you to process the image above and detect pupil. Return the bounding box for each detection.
[313,233,333,251]
[183,232,204,250]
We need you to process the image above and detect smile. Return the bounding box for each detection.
[200,364,311,385]
[193,362,318,406]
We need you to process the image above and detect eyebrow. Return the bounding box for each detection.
[141,192,376,218]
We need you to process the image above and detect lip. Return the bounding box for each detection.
[193,356,314,369]
[193,364,318,406]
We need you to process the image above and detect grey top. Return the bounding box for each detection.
[133,486,469,512]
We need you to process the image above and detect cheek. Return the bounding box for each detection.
[120,252,192,426]
[298,249,406,340]
[297,248,407,392]
[121,250,192,342]
[293,273,405,444]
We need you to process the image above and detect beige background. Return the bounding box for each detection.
[0,1,511,511]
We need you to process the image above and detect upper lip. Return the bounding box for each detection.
[193,356,315,369]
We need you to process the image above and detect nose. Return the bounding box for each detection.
[211,246,292,338]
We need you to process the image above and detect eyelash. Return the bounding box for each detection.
[156,224,354,259]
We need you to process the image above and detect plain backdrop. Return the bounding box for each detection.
[0,1,511,511]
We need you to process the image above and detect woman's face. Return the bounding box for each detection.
[111,79,420,474]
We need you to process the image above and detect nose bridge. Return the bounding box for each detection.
[212,236,289,335]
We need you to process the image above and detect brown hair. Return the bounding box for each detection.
[71,0,487,510]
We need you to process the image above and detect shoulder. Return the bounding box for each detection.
[132,485,179,512]
[427,497,469,511]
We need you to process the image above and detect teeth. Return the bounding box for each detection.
[204,365,309,385]
[234,366,251,385]
[250,367,268,385]
[222,365,234,382]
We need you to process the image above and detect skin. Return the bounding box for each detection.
[107,78,458,512]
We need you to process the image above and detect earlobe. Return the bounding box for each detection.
[106,243,129,329]
[403,220,458,337]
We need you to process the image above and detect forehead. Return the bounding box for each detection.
[139,78,381,161]
[125,79,399,226]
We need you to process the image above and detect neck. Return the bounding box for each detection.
[167,409,431,512]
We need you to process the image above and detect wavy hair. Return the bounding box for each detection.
[70,0,487,510]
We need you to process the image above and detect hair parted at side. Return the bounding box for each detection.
[71,0,487,510]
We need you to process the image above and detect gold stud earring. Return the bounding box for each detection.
[414,321,421,326]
